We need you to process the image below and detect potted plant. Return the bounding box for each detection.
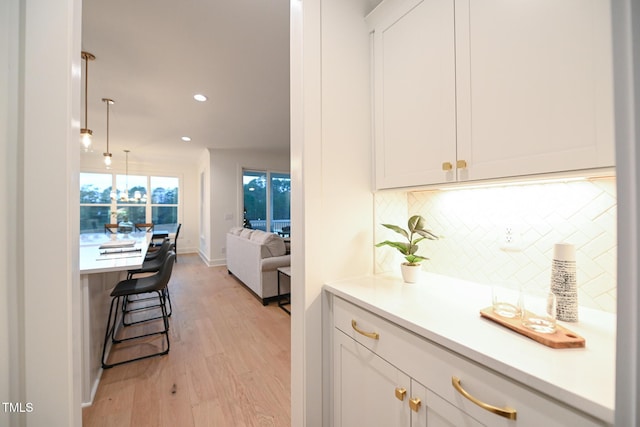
[116,208,134,235]
[375,215,439,283]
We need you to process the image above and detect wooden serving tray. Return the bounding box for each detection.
[480,307,586,349]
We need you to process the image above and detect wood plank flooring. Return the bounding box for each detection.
[83,254,291,426]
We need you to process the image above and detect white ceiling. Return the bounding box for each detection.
[80,0,291,167]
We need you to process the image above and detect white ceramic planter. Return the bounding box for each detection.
[400,263,422,283]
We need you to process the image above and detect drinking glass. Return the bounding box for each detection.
[521,290,557,334]
[491,285,522,318]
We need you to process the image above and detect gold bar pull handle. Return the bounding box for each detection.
[452,377,517,420]
[442,162,453,171]
[351,320,379,340]
[395,387,406,401]
[456,159,468,169]
[409,397,421,412]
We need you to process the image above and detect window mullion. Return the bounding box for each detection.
[266,171,272,233]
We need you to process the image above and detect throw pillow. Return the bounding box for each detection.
[229,227,243,236]
[250,231,286,257]
[240,228,255,239]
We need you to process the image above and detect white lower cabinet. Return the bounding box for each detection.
[333,330,411,426]
[333,330,482,427]
[329,295,607,427]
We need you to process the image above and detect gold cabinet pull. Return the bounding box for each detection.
[456,159,468,169]
[395,387,406,401]
[442,162,453,171]
[409,397,421,412]
[351,320,379,340]
[451,377,516,420]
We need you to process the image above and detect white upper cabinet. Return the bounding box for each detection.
[458,0,615,181]
[369,0,457,189]
[368,0,615,189]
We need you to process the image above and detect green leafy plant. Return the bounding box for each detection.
[109,208,129,223]
[375,215,439,265]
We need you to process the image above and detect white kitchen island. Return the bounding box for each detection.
[324,273,615,426]
[79,232,152,406]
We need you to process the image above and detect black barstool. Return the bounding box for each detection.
[101,251,176,369]
[143,237,168,260]
[121,239,173,324]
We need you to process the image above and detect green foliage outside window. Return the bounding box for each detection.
[80,172,179,234]
[242,170,290,233]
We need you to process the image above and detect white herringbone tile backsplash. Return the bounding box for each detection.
[374,177,617,313]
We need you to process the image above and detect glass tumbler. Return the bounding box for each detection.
[491,285,522,318]
[521,290,557,334]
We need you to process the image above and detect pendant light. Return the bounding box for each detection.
[80,51,96,151]
[102,98,114,168]
[121,149,131,202]
[119,150,146,203]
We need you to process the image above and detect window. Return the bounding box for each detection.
[243,169,290,234]
[79,172,113,233]
[80,172,179,234]
[270,172,291,234]
[151,176,179,228]
[116,173,147,225]
[243,171,267,230]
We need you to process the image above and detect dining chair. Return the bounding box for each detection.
[170,223,182,261]
[135,223,155,233]
[104,224,118,234]
[278,225,291,237]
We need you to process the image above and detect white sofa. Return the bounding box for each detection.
[226,227,291,305]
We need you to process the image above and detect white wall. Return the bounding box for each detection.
[198,149,212,261]
[1,0,18,422]
[290,0,375,425]
[1,0,83,426]
[612,0,640,425]
[206,148,290,266]
[80,153,202,257]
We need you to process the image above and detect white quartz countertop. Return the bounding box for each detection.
[79,232,151,274]
[324,273,616,424]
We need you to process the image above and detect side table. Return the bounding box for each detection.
[277,266,291,315]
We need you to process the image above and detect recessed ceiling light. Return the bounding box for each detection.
[193,94,208,102]
[181,136,191,142]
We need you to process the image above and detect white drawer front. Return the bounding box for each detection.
[333,294,411,360]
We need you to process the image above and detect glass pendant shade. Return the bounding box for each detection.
[80,129,92,151]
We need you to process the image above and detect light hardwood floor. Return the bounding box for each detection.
[83,254,291,426]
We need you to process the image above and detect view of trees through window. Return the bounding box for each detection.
[243,170,290,234]
[80,172,179,234]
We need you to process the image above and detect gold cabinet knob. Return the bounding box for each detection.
[442,162,453,171]
[409,397,421,412]
[394,387,406,401]
[456,159,468,169]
